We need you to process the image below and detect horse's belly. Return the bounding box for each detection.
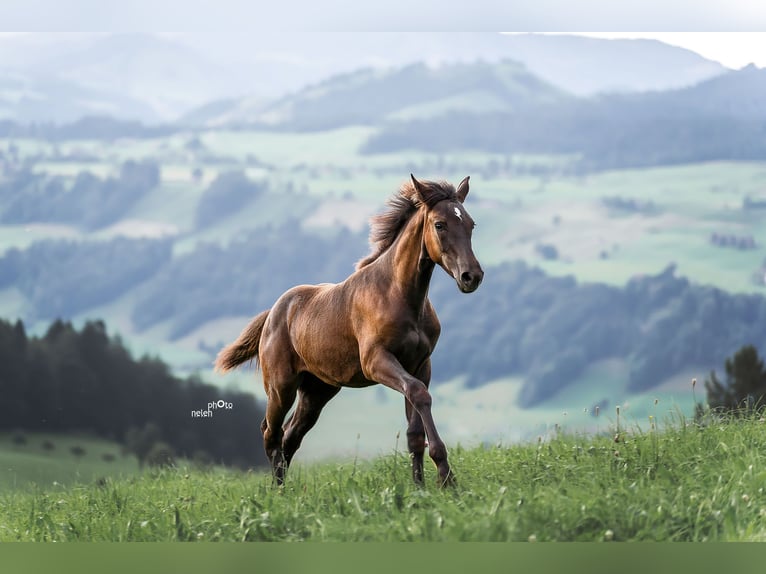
[342,370,379,388]
[295,334,368,387]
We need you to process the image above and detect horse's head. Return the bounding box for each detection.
[411,174,484,293]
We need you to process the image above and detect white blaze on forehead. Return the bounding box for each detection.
[453,206,463,221]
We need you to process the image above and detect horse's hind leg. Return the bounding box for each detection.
[282,374,340,466]
[261,365,301,485]
[406,359,431,485]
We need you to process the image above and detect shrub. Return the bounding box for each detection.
[11,432,27,446]
[145,442,175,468]
[70,445,86,458]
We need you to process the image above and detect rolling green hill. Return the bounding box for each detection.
[187,60,573,129]
[0,72,157,125]
[363,66,766,169]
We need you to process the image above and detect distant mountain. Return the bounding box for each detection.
[41,34,239,121]
[177,96,273,128]
[172,32,728,99]
[495,34,727,96]
[0,33,732,125]
[0,70,158,124]
[363,65,766,169]
[0,34,241,123]
[636,63,766,119]
[185,60,573,129]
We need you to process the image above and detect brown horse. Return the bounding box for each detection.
[215,175,483,486]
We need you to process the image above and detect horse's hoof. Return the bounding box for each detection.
[438,470,457,488]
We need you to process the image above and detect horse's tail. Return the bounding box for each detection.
[214,310,270,372]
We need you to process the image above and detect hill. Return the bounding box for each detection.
[363,65,766,169]
[0,32,731,126]
[180,33,728,127]
[186,60,572,129]
[495,34,726,95]
[635,63,766,119]
[0,34,242,123]
[0,70,157,125]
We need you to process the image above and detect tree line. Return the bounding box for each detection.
[362,108,766,171]
[0,116,175,141]
[0,318,268,469]
[428,262,766,406]
[0,159,160,230]
[130,223,367,339]
[0,237,172,320]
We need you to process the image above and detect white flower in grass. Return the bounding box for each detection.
[604,529,614,541]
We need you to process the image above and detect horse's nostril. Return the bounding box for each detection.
[461,272,473,285]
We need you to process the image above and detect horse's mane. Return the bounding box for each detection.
[356,179,457,270]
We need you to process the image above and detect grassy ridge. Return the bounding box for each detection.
[2,413,766,541]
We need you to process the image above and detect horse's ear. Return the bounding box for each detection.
[456,176,470,203]
[410,174,438,205]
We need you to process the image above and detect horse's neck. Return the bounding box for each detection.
[385,210,434,312]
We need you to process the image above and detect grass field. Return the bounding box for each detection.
[2,412,765,541]
[0,433,139,492]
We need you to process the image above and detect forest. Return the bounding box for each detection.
[0,318,268,468]
[362,107,766,170]
[0,159,161,229]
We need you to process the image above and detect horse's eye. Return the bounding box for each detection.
[434,222,445,231]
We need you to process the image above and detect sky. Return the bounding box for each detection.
[1,1,766,32]
[2,4,766,74]
[2,31,766,72]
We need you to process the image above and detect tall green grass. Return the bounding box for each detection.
[2,412,765,542]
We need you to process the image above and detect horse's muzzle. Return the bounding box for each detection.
[458,268,483,293]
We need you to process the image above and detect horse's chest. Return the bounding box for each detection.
[391,328,433,368]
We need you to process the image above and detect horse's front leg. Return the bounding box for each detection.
[405,359,432,485]
[362,348,454,487]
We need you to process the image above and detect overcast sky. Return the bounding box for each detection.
[0,1,766,32]
[2,3,766,72]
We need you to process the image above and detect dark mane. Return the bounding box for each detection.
[356,179,457,269]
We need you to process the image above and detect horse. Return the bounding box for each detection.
[215,175,483,486]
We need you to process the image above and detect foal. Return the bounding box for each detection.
[216,175,483,486]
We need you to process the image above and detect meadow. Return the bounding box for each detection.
[2,411,766,542]
[0,432,139,492]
